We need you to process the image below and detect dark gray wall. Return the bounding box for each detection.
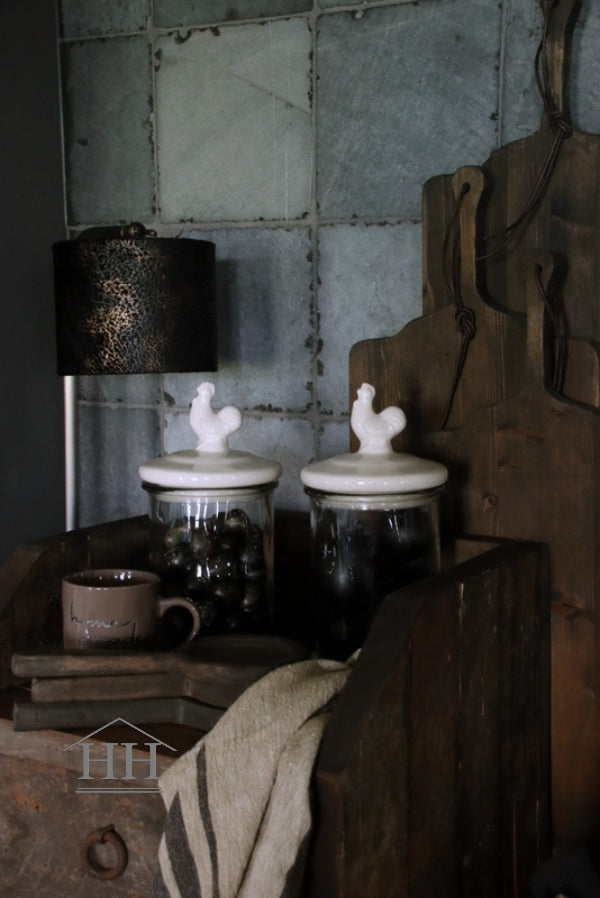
[0,0,66,565]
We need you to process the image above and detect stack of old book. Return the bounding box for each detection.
[10,634,306,731]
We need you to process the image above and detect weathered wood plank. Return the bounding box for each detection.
[305,541,550,898]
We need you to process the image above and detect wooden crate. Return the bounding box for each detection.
[0,518,550,896]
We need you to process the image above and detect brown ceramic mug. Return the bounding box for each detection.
[62,569,201,650]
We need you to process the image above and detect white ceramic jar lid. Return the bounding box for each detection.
[300,383,448,495]
[138,382,282,489]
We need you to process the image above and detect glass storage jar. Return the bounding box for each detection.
[139,383,282,637]
[301,383,447,660]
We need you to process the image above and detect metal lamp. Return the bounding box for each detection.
[53,223,217,529]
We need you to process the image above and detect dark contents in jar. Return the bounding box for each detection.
[150,507,270,637]
[313,504,436,660]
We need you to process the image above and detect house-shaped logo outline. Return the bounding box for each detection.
[62,717,176,753]
[63,717,176,793]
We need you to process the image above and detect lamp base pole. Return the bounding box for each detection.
[64,375,77,531]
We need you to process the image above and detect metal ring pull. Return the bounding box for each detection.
[82,824,128,880]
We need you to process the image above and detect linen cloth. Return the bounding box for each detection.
[155,656,353,898]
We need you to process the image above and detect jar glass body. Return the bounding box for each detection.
[306,487,442,660]
[143,483,276,637]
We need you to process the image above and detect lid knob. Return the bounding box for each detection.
[351,383,406,455]
[300,382,447,494]
[139,382,282,489]
[190,382,242,454]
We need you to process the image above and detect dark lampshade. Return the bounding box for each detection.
[53,227,217,375]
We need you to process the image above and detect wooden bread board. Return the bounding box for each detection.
[349,0,599,852]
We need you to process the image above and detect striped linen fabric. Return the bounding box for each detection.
[155,656,354,898]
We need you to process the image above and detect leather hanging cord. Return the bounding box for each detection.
[479,0,573,260]
[440,0,572,427]
[440,182,475,430]
[534,262,567,393]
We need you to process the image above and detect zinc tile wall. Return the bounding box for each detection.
[57,0,600,526]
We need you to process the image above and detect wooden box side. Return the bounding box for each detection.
[304,540,551,898]
[0,517,152,688]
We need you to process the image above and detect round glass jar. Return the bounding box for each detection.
[301,383,447,660]
[139,383,282,638]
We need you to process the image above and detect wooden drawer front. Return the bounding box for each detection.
[0,753,164,897]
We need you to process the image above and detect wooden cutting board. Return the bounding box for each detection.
[350,0,599,852]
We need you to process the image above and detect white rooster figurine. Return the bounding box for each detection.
[351,383,406,454]
[190,382,242,453]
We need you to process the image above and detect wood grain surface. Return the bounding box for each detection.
[349,0,596,851]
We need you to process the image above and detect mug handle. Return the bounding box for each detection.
[157,597,201,644]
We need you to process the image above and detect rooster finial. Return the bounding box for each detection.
[351,382,406,454]
[190,382,243,453]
